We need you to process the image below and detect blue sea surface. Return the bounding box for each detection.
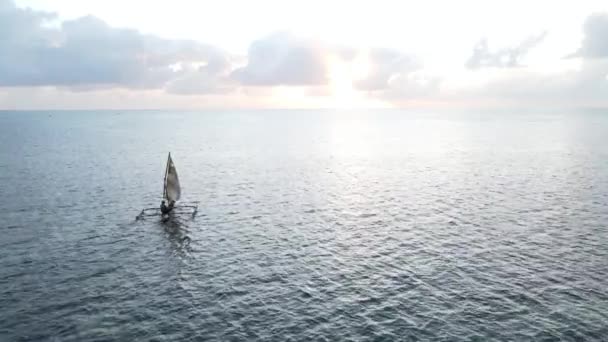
[1,109,607,341]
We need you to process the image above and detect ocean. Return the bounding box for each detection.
[1,109,607,341]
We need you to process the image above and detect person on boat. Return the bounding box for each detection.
[160,200,175,215]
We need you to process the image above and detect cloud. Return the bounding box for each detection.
[350,48,439,103]
[466,32,547,70]
[0,0,232,93]
[231,32,330,86]
[354,48,421,91]
[165,64,235,95]
[1,0,606,109]
[0,86,273,110]
[574,13,608,58]
[453,58,608,108]
[456,13,608,107]
[473,13,608,107]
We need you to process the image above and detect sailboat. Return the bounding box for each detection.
[136,153,198,220]
[162,152,181,207]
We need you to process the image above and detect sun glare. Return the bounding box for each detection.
[328,53,372,108]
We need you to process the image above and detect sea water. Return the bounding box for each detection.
[1,109,607,341]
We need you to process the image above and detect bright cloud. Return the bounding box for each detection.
[231,32,330,86]
[354,49,421,91]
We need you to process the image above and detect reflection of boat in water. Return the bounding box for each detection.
[136,153,198,221]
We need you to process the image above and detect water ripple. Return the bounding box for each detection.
[2,110,608,341]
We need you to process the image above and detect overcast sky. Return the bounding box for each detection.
[1,0,607,109]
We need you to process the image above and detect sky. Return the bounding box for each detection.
[0,0,607,109]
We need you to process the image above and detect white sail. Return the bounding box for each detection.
[163,153,181,202]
